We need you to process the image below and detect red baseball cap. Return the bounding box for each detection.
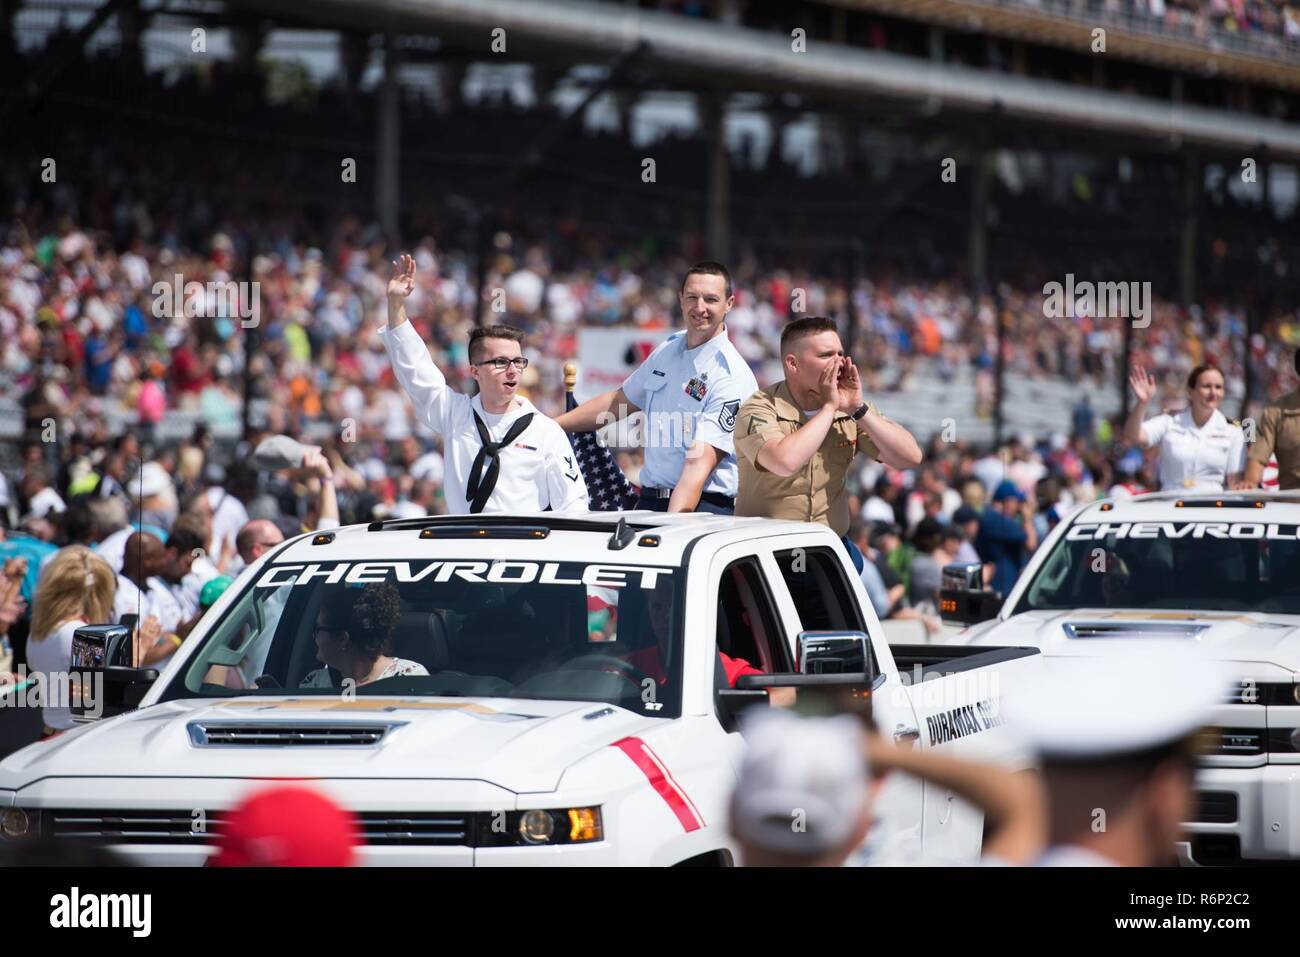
[209,785,360,867]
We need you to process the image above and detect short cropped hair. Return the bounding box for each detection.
[780,316,839,356]
[468,325,525,364]
[681,261,733,298]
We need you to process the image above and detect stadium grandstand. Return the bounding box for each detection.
[0,0,1296,522]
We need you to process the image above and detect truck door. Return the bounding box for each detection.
[764,541,927,864]
[706,548,795,780]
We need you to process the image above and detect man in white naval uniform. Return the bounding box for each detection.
[556,261,758,514]
[380,254,588,515]
[1007,647,1222,867]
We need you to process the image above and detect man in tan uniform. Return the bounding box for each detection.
[734,317,922,572]
[1243,348,1300,491]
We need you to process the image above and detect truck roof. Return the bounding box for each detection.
[270,512,829,566]
[1069,489,1300,524]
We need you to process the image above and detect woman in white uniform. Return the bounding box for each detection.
[1124,363,1245,492]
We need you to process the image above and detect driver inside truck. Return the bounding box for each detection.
[618,578,796,707]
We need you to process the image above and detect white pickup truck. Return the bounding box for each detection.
[0,513,1039,866]
[940,489,1300,866]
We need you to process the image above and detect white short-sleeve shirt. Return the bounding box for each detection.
[1142,408,1245,492]
[621,328,758,497]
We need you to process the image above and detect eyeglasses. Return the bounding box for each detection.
[313,627,346,641]
[475,357,529,371]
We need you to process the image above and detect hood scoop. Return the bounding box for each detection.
[187,721,405,747]
[1062,621,1211,641]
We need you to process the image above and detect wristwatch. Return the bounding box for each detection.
[851,403,870,421]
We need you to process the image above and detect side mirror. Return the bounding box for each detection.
[939,562,1003,625]
[69,624,159,723]
[734,632,878,726]
[797,630,875,682]
[71,624,132,669]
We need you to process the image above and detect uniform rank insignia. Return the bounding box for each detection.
[685,376,708,401]
[720,400,740,432]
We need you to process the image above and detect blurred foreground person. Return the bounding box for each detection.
[210,784,360,867]
[1009,648,1220,867]
[728,709,1044,866]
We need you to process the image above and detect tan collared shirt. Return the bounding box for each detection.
[1248,388,1300,490]
[734,382,883,535]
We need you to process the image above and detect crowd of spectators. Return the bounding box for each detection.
[1100,0,1300,42]
[1,204,1296,651]
[1,43,1298,675]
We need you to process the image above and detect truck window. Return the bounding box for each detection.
[774,546,866,633]
[717,558,790,673]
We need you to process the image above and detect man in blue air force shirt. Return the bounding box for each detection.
[557,262,758,514]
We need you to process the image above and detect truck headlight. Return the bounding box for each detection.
[476,808,603,847]
[518,809,554,844]
[0,807,31,839]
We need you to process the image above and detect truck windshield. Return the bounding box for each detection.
[161,559,683,718]
[1015,520,1300,615]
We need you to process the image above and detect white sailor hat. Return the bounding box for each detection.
[729,710,869,857]
[1007,643,1225,761]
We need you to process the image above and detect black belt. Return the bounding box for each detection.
[641,487,735,508]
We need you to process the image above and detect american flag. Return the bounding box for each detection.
[566,388,639,511]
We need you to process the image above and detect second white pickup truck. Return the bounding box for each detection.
[1,513,1040,865]
[941,489,1300,865]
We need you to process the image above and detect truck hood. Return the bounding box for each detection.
[0,695,659,794]
[967,608,1300,675]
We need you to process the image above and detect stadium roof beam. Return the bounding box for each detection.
[231,0,1300,160]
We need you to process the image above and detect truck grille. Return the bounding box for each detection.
[43,809,475,846]
[47,810,223,843]
[187,722,402,747]
[1191,792,1238,824]
[1195,727,1264,756]
[356,813,473,845]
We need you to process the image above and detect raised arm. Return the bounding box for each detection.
[302,447,340,529]
[1123,364,1156,446]
[753,360,839,477]
[380,254,453,435]
[842,360,922,469]
[386,253,416,329]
